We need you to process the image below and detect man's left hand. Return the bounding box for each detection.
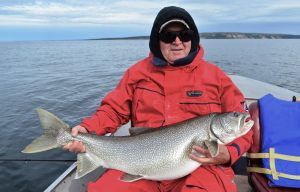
[189,144,230,165]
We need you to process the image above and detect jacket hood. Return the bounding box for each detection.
[149,6,200,64]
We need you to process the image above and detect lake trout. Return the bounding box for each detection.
[22,109,253,182]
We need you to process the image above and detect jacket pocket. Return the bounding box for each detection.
[180,88,221,116]
[132,80,164,126]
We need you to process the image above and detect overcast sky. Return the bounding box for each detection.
[1,0,300,41]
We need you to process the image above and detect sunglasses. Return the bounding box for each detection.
[159,30,194,43]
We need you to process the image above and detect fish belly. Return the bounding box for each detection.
[143,159,200,181]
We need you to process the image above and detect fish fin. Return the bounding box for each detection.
[75,152,102,179]
[22,135,60,153]
[129,127,156,135]
[120,173,144,182]
[36,108,70,131]
[204,140,219,157]
[22,108,69,153]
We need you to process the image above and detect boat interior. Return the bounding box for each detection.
[45,75,300,192]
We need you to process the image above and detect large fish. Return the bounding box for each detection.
[22,109,253,182]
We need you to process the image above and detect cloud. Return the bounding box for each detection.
[189,1,300,24]
[2,2,85,16]
[0,1,163,26]
[0,0,299,27]
[0,15,46,26]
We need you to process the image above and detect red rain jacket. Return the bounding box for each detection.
[81,45,253,166]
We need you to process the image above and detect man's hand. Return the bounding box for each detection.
[189,144,230,165]
[63,125,88,153]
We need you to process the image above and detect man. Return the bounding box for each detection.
[65,6,253,192]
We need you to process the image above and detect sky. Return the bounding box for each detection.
[1,0,300,41]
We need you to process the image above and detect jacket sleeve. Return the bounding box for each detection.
[80,69,134,135]
[218,70,253,165]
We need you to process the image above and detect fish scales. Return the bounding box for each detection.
[89,116,211,178]
[22,109,253,182]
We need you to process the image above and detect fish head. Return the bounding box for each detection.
[210,112,253,144]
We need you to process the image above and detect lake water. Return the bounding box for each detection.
[0,39,300,192]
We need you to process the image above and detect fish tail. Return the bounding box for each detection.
[22,108,69,153]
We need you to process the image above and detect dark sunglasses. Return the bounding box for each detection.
[159,30,194,43]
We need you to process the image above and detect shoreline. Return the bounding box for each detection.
[89,32,300,40]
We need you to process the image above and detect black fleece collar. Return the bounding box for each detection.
[152,48,199,67]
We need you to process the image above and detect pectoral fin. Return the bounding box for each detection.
[204,140,219,157]
[120,173,144,182]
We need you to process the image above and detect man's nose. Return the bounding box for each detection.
[173,36,182,44]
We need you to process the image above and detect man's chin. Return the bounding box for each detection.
[170,54,186,61]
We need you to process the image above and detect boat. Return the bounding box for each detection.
[44,75,300,192]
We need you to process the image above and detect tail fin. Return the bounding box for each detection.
[22,108,70,153]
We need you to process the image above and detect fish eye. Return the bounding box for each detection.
[233,112,239,117]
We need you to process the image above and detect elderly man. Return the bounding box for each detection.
[65,6,253,192]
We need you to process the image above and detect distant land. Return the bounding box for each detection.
[91,32,300,40]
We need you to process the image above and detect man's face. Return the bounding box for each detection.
[159,23,192,65]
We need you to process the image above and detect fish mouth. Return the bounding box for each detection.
[240,114,254,133]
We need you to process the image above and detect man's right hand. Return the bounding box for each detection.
[63,125,88,153]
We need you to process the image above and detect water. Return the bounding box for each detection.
[0,39,299,192]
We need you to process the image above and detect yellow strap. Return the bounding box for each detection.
[269,148,278,180]
[247,167,271,175]
[248,151,300,162]
[248,148,300,180]
[247,152,269,159]
[279,172,300,180]
[276,153,300,162]
[248,167,300,180]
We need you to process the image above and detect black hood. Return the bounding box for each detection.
[149,6,200,63]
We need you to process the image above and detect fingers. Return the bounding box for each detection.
[189,145,213,165]
[64,125,88,153]
[215,144,231,164]
[63,141,86,153]
[192,145,212,158]
[71,125,88,137]
[63,142,72,150]
[189,144,231,165]
[189,153,213,165]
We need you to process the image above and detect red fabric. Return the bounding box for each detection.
[81,45,253,191]
[88,166,237,192]
[88,169,160,192]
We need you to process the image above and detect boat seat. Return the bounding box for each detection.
[248,102,299,192]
